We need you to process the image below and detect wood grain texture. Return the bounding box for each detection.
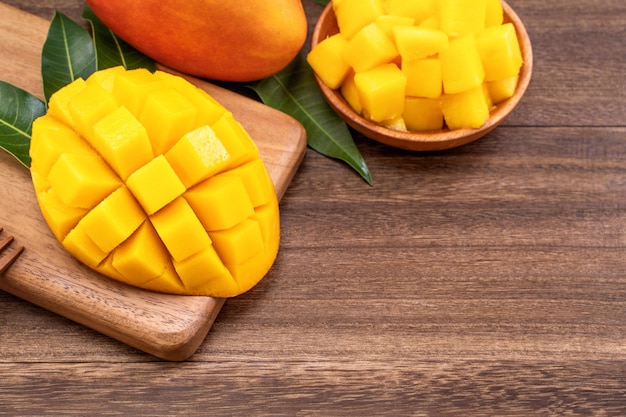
[1,0,625,415]
[0,1,307,361]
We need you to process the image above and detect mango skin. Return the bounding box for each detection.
[85,0,308,82]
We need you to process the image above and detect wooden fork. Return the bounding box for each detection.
[0,227,24,274]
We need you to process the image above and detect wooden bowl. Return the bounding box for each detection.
[311,1,533,151]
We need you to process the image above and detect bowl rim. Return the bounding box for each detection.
[310,0,534,151]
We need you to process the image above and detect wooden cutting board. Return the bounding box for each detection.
[0,2,307,360]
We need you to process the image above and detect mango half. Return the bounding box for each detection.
[30,67,280,297]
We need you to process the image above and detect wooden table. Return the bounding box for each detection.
[1,0,624,414]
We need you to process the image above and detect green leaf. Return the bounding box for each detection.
[82,4,156,72]
[248,52,372,184]
[41,11,96,103]
[0,81,46,168]
[310,0,331,5]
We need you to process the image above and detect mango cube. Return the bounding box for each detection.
[487,75,519,104]
[221,159,275,208]
[68,83,118,142]
[173,246,236,295]
[485,0,504,27]
[438,0,487,36]
[92,106,154,180]
[403,97,444,131]
[476,23,523,82]
[354,63,407,122]
[384,0,436,23]
[35,189,87,241]
[342,23,399,73]
[111,221,171,284]
[209,219,265,266]
[403,57,443,98]
[154,70,225,127]
[126,154,186,215]
[340,73,363,114]
[79,186,145,253]
[392,26,449,62]
[165,125,231,188]
[185,175,255,232]
[306,33,351,89]
[139,87,197,155]
[86,65,125,92]
[333,0,384,39]
[375,15,415,39]
[150,197,212,262]
[47,78,87,128]
[441,85,491,129]
[210,113,259,170]
[440,33,485,94]
[48,153,120,209]
[112,68,167,117]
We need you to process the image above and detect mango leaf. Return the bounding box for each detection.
[310,0,330,4]
[41,11,96,103]
[248,52,372,184]
[82,4,156,72]
[0,81,46,168]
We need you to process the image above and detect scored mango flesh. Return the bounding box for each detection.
[307,0,523,132]
[30,66,280,297]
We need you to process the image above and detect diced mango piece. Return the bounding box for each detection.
[438,0,487,36]
[92,106,154,180]
[392,26,449,62]
[30,115,94,176]
[111,221,171,284]
[48,153,120,209]
[354,63,407,122]
[209,219,265,266]
[150,197,212,262]
[340,72,363,114]
[380,116,408,131]
[487,75,519,104]
[210,113,259,169]
[419,15,440,30]
[47,78,87,127]
[441,85,491,129]
[385,0,436,23]
[221,159,275,208]
[112,68,167,117]
[63,225,108,268]
[35,189,88,241]
[173,246,235,295]
[185,175,254,232]
[79,186,145,253]
[476,23,523,81]
[342,23,399,73]
[68,83,118,142]
[306,33,351,89]
[165,125,231,189]
[440,33,485,94]
[403,57,443,98]
[333,0,385,39]
[153,70,225,128]
[85,65,125,92]
[375,15,415,38]
[403,97,444,131]
[139,88,197,155]
[485,0,504,27]
[126,155,186,215]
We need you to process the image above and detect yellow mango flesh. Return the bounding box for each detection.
[30,67,280,297]
[308,0,524,133]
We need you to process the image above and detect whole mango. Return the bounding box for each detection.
[85,0,308,82]
[30,67,280,297]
